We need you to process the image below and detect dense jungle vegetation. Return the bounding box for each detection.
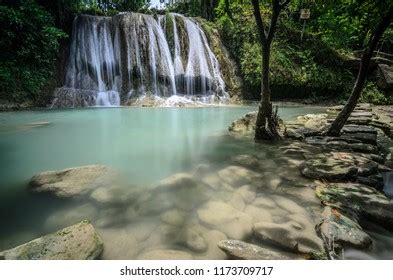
[0,0,392,106]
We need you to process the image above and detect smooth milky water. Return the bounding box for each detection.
[0,106,391,259]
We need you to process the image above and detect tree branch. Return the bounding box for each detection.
[251,0,267,45]
[267,0,281,43]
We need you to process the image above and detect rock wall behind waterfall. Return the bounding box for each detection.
[52,12,241,107]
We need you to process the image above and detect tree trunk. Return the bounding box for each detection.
[252,0,287,141]
[326,6,393,136]
[255,44,277,140]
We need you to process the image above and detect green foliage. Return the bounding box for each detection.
[215,0,355,100]
[360,82,391,105]
[0,0,66,104]
[67,0,148,16]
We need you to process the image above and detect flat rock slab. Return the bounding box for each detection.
[316,182,393,230]
[300,152,380,181]
[0,220,103,260]
[300,154,358,181]
[217,240,292,260]
[318,207,372,249]
[253,221,324,255]
[29,165,116,198]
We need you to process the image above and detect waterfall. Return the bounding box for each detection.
[55,12,228,107]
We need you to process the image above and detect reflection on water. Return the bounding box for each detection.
[0,106,391,259]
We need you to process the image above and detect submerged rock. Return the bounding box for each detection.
[29,165,116,198]
[197,200,252,240]
[217,240,291,260]
[136,173,213,214]
[0,220,103,260]
[317,207,372,249]
[253,220,324,255]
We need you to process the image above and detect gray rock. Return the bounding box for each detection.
[253,220,324,255]
[231,154,261,170]
[284,129,305,141]
[228,111,257,133]
[316,182,393,230]
[300,155,358,181]
[0,220,103,260]
[217,240,291,260]
[318,207,372,249]
[29,165,116,198]
[197,200,252,240]
[376,64,393,90]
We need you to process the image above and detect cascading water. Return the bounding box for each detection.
[53,12,229,107]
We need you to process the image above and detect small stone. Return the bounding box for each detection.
[217,240,292,260]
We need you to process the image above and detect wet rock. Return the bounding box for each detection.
[252,196,276,209]
[161,209,187,226]
[0,220,103,260]
[137,173,212,214]
[300,155,358,181]
[198,230,227,259]
[228,111,257,133]
[244,205,273,223]
[29,165,116,198]
[197,200,252,240]
[231,155,261,170]
[284,129,305,141]
[217,240,291,260]
[235,185,257,204]
[316,182,393,230]
[297,114,328,130]
[178,228,208,253]
[318,207,372,249]
[98,228,138,259]
[217,165,263,187]
[138,249,193,260]
[90,185,136,205]
[44,203,98,232]
[253,220,324,254]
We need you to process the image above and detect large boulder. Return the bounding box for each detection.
[317,207,372,250]
[217,240,292,260]
[29,165,116,198]
[300,154,358,181]
[316,182,393,230]
[376,64,393,90]
[0,220,103,260]
[253,220,324,255]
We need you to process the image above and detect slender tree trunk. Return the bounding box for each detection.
[326,6,393,136]
[255,44,275,140]
[252,0,289,141]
